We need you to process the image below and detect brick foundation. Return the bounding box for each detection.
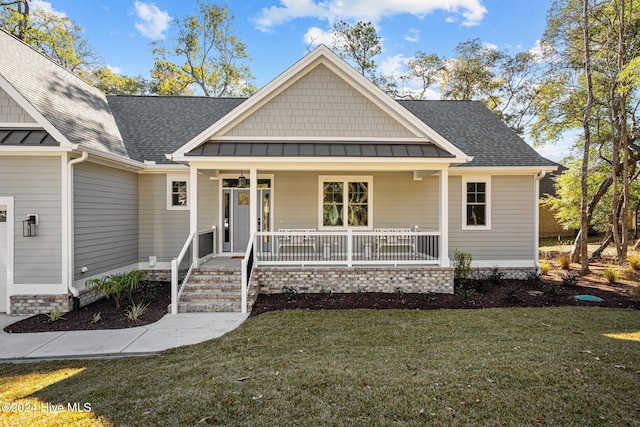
[143,269,172,282]
[254,266,455,294]
[10,294,73,316]
[472,267,537,281]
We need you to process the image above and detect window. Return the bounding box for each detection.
[462,176,491,230]
[319,176,372,229]
[167,174,189,210]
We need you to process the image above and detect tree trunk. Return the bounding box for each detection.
[578,0,593,274]
[590,232,613,260]
[618,0,630,259]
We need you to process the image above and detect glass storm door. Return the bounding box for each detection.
[223,188,272,253]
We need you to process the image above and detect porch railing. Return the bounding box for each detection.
[170,227,218,314]
[241,231,256,314]
[253,230,441,267]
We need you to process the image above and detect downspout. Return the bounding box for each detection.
[534,170,546,272]
[67,151,88,300]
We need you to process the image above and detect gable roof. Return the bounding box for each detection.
[0,30,129,157]
[172,45,470,162]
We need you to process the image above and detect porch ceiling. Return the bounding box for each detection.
[186,141,454,158]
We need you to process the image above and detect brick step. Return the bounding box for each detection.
[187,274,241,284]
[191,269,241,277]
[179,291,244,303]
[177,301,256,313]
[182,283,242,293]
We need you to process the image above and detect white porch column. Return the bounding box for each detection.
[249,168,257,237]
[190,165,199,268]
[439,168,450,267]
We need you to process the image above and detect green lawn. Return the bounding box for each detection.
[1,307,639,426]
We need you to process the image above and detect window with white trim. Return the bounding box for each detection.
[167,174,189,210]
[319,176,372,229]
[462,176,491,230]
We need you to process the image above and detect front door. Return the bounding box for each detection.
[223,188,272,253]
[0,206,7,313]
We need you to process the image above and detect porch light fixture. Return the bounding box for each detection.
[23,214,38,237]
[238,171,247,187]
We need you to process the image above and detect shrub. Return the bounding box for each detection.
[503,288,521,303]
[282,285,298,300]
[539,261,550,275]
[394,287,404,300]
[562,273,578,287]
[628,256,640,271]
[320,286,332,299]
[453,249,473,284]
[126,302,149,323]
[87,270,147,309]
[526,270,542,282]
[558,254,571,270]
[487,266,505,285]
[420,291,435,301]
[91,312,101,324]
[47,310,65,322]
[602,268,619,284]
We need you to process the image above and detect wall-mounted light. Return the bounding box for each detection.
[23,214,38,237]
[238,171,247,187]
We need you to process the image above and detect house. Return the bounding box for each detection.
[0,30,556,315]
[538,164,575,239]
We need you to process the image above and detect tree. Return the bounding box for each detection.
[150,1,254,97]
[332,20,381,79]
[397,52,445,100]
[90,67,148,95]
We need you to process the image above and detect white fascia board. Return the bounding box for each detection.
[449,165,558,175]
[182,157,457,172]
[139,163,190,174]
[210,136,434,143]
[0,122,44,129]
[79,147,145,170]
[0,74,72,148]
[0,147,72,154]
[171,45,470,162]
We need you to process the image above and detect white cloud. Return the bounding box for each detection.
[483,42,499,51]
[303,27,334,49]
[253,0,487,32]
[445,16,457,23]
[403,28,420,43]
[30,0,66,17]
[107,65,121,74]
[133,1,172,40]
[380,54,409,78]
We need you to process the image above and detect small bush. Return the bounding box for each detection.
[503,288,521,303]
[526,270,542,282]
[420,291,435,301]
[320,286,332,299]
[394,287,405,300]
[561,273,578,287]
[487,266,505,285]
[91,312,101,324]
[47,310,65,322]
[602,268,619,284]
[356,286,367,297]
[282,285,298,300]
[126,302,149,323]
[628,256,640,271]
[87,270,147,309]
[453,249,473,284]
[539,261,550,275]
[558,254,571,270]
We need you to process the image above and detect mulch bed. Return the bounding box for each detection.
[250,279,640,317]
[3,275,638,332]
[3,282,171,333]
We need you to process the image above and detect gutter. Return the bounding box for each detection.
[534,170,547,271]
[67,151,88,299]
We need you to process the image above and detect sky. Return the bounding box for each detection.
[26,0,569,161]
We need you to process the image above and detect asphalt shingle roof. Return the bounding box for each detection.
[0,30,128,157]
[107,96,246,164]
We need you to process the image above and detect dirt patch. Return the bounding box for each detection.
[4,282,171,333]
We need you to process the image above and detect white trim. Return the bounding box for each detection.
[450,166,558,175]
[190,166,199,266]
[139,164,190,173]
[171,46,470,161]
[462,175,492,231]
[180,158,461,169]
[0,122,44,129]
[0,74,72,148]
[210,136,434,143]
[534,171,546,270]
[61,154,69,294]
[166,172,190,210]
[471,260,536,268]
[7,284,65,295]
[0,147,72,153]
[439,168,449,267]
[318,175,373,231]
[0,197,14,313]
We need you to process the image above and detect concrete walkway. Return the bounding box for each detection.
[0,313,249,363]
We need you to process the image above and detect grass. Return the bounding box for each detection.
[1,307,639,426]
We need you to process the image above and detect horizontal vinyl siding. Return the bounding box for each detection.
[74,162,138,280]
[138,174,189,262]
[0,156,62,284]
[449,175,535,261]
[198,172,218,231]
[273,171,439,230]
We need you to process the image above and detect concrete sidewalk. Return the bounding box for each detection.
[0,313,249,363]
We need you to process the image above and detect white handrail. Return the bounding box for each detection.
[171,231,195,315]
[240,232,256,314]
